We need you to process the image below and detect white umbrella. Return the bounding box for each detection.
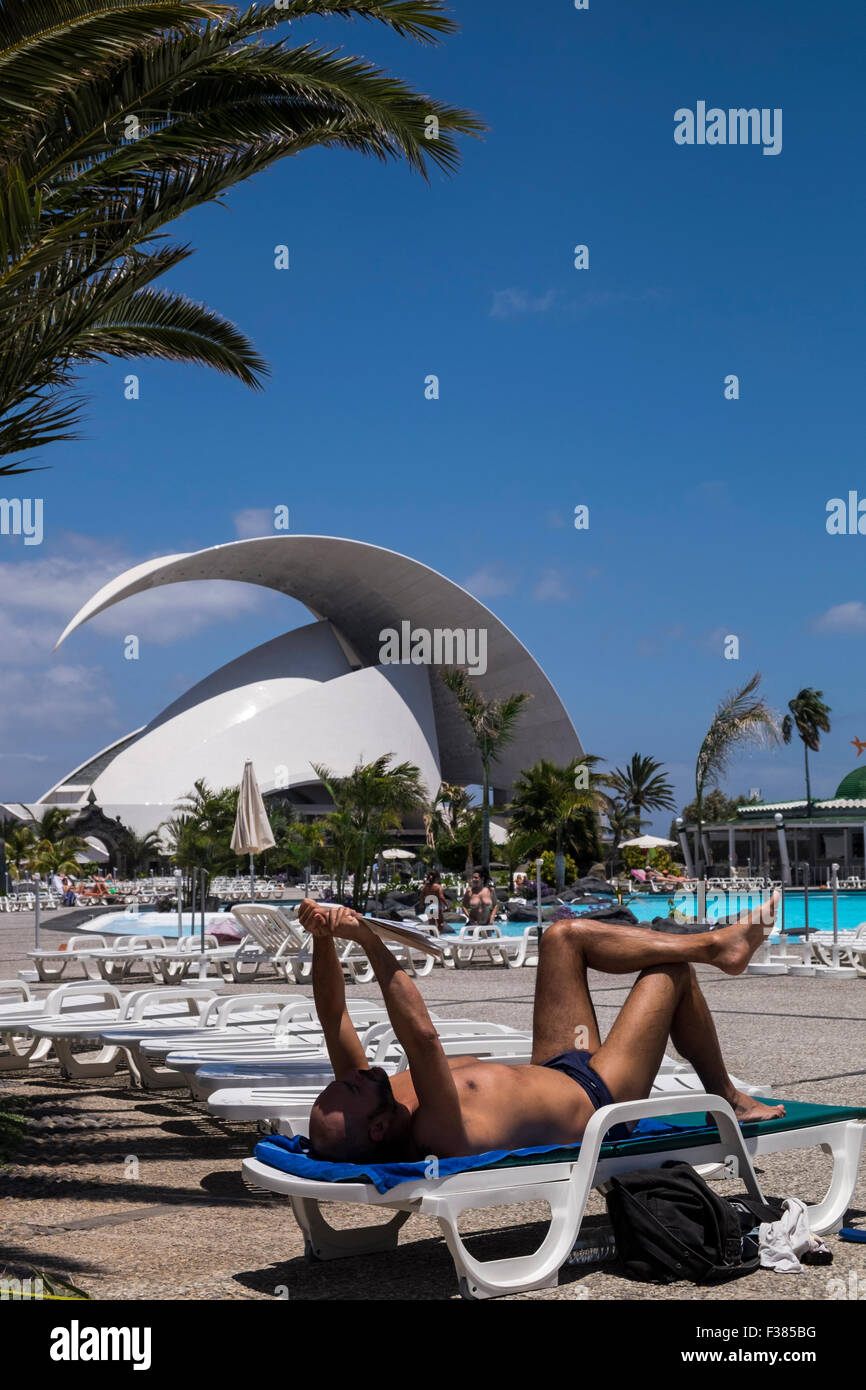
[619,834,676,850]
[380,848,415,860]
[231,760,276,902]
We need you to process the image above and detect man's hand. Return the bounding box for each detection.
[298,898,370,943]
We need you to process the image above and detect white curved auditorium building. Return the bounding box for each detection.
[33,536,582,837]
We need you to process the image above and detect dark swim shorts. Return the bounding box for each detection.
[542,1049,631,1142]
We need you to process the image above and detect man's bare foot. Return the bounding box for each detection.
[729,1089,786,1124]
[711,890,780,975]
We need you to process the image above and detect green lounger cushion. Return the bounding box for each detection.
[479,1098,866,1175]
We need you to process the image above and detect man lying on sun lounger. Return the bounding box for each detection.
[298,893,785,1163]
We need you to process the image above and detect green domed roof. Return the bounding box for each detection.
[835,767,866,799]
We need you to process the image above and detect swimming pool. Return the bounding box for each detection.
[74,910,239,940]
[624,890,865,933]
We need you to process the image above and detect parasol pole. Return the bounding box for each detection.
[174,868,183,937]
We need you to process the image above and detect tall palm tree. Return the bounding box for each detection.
[0,1,484,472]
[694,673,780,878]
[439,668,531,878]
[510,756,608,891]
[781,688,831,815]
[314,754,426,910]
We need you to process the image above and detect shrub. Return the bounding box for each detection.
[540,850,578,888]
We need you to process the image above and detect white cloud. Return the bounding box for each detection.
[490,288,556,320]
[0,531,266,654]
[233,508,275,540]
[0,662,115,730]
[89,580,263,644]
[813,602,866,634]
[532,567,573,602]
[462,567,516,600]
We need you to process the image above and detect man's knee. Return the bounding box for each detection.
[542,917,588,950]
[639,961,690,990]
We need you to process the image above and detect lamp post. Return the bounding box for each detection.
[675,818,695,879]
[174,868,183,936]
[774,813,792,887]
[825,861,857,977]
[535,857,544,931]
[34,872,41,949]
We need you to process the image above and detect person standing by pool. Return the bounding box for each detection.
[462,870,498,924]
[416,869,448,927]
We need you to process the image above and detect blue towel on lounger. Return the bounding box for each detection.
[254,1115,704,1196]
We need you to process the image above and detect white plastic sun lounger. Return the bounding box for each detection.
[228,905,314,983]
[241,1092,866,1299]
[0,982,129,1070]
[437,924,512,969]
[90,997,394,1090]
[26,936,112,982]
[13,985,222,1078]
[24,988,288,1085]
[161,1019,529,1100]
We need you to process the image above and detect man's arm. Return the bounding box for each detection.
[301,901,465,1151]
[310,931,367,1078]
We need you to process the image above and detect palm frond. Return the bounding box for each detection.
[696,672,780,796]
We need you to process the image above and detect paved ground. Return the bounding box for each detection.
[1,911,865,1302]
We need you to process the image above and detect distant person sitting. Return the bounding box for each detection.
[462,870,498,925]
[60,875,77,906]
[416,870,448,927]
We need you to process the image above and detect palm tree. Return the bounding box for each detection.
[605,798,643,871]
[114,826,163,877]
[0,1,484,473]
[313,755,427,910]
[319,808,360,904]
[31,836,88,876]
[264,811,324,880]
[423,781,472,861]
[608,754,675,821]
[781,689,831,815]
[34,806,78,845]
[161,778,239,874]
[3,822,38,878]
[499,827,544,893]
[510,757,608,891]
[694,673,780,878]
[439,668,531,878]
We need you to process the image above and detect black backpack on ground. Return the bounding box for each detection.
[603,1160,783,1284]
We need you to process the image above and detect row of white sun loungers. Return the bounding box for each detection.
[22,906,544,989]
[3,971,864,1298]
[0,976,768,1102]
[748,923,866,977]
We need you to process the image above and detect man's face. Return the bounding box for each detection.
[309,1067,396,1158]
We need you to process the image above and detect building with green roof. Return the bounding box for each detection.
[681,766,866,882]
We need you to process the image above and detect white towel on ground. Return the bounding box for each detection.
[759,1197,829,1272]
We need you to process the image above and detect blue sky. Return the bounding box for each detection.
[2,0,865,827]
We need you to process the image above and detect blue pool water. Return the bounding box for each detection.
[81,893,866,942]
[624,890,865,933]
[75,911,235,940]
